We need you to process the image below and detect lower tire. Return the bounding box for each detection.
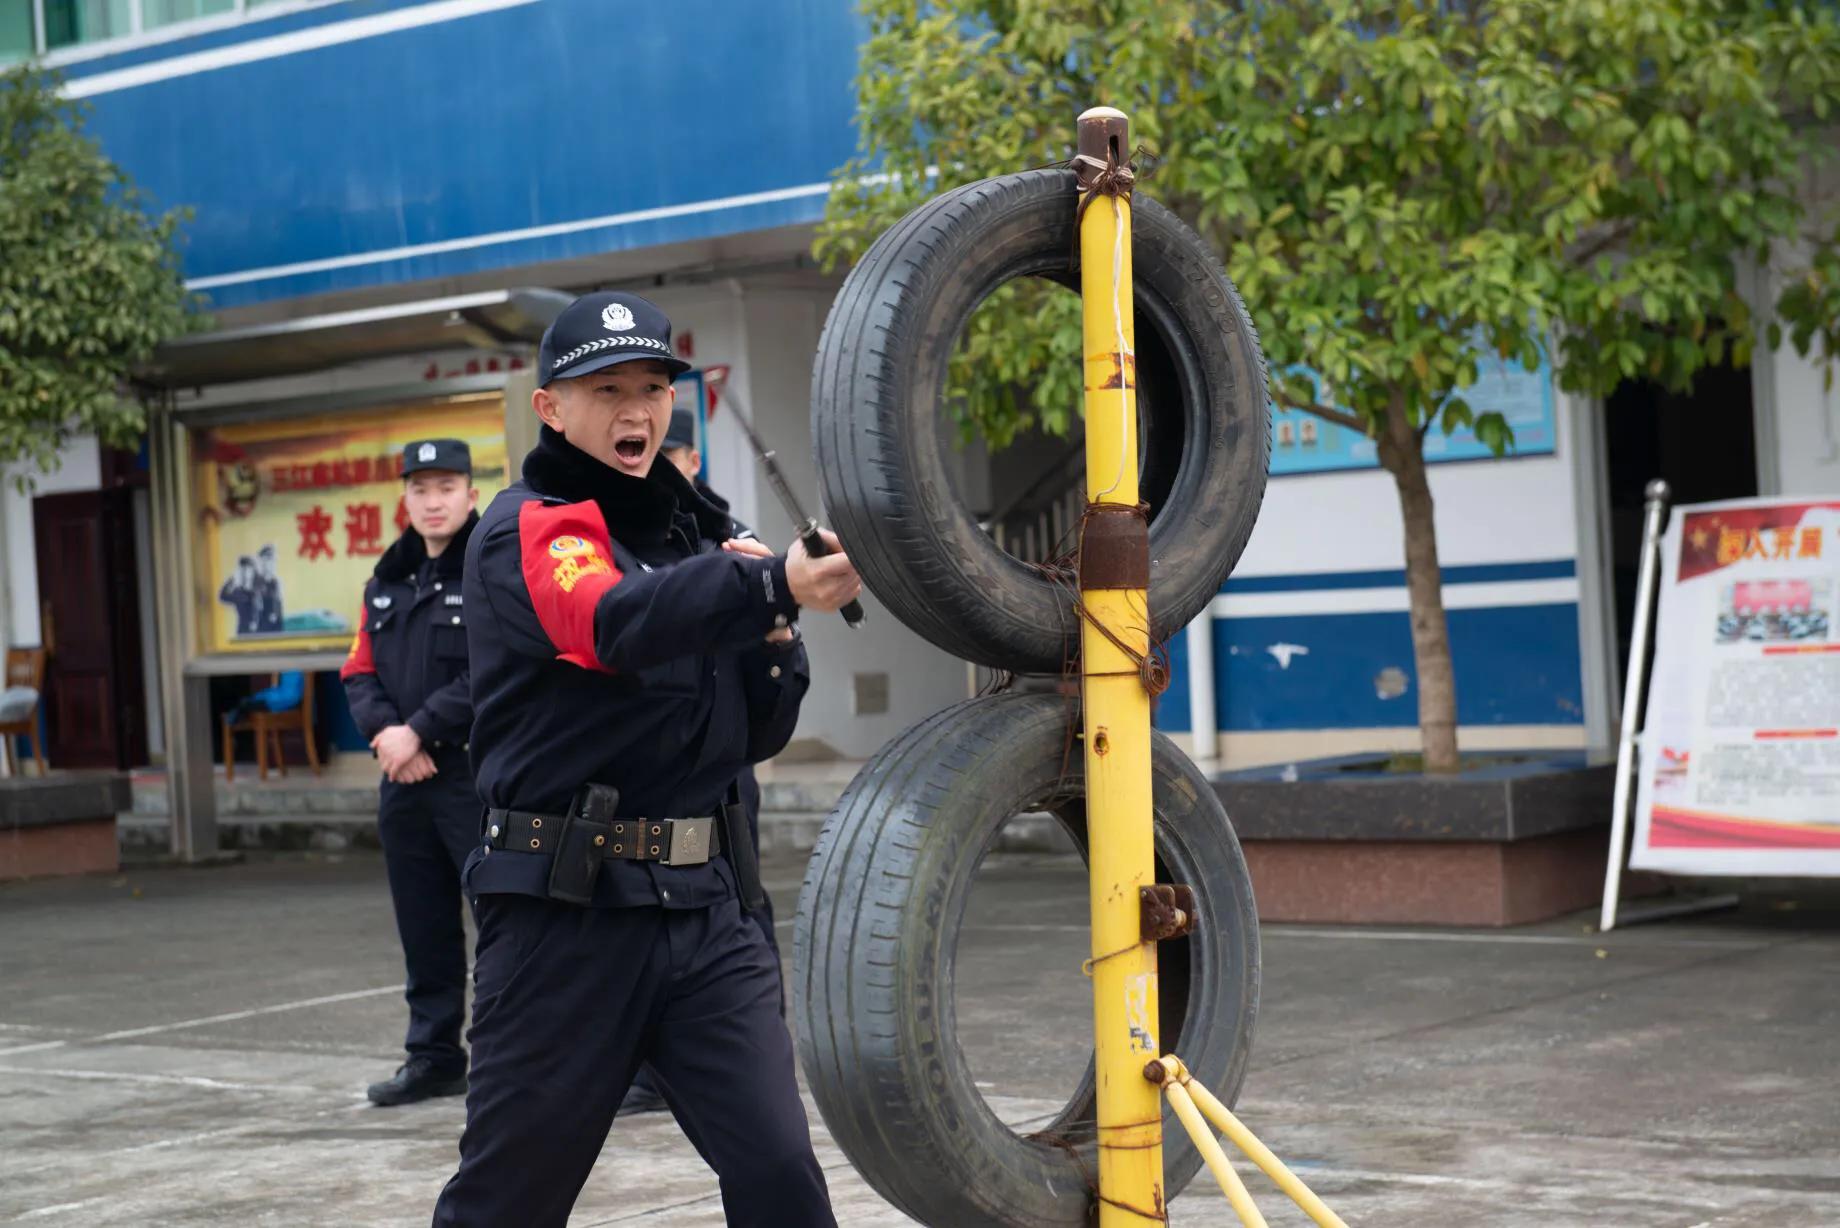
[794,694,1261,1226]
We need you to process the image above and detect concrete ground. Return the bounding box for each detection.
[2,850,1837,1227]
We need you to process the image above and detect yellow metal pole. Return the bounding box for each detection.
[1164,1081,1269,1228]
[1076,105,1164,1226]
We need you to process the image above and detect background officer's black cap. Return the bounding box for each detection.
[402,438,472,476]
[538,291,692,387]
[663,408,697,451]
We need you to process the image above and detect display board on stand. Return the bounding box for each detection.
[1603,490,1840,930]
[1630,496,1840,874]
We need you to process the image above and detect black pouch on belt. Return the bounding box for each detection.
[720,779,766,914]
[546,782,620,906]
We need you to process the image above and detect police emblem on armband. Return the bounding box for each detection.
[601,302,635,332]
[549,535,614,593]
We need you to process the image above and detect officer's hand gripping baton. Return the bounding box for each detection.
[709,382,865,629]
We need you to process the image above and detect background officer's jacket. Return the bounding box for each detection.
[340,514,478,749]
[462,427,808,909]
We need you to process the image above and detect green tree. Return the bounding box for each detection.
[819,0,1840,771]
[0,64,198,477]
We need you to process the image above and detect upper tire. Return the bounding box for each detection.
[793,694,1262,1226]
[812,168,1271,674]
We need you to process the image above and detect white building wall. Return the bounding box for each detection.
[1235,403,1580,578]
[731,285,968,760]
[1754,331,1840,498]
[2,435,104,648]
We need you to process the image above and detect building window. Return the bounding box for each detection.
[1,0,337,63]
[141,0,235,33]
[2,3,38,62]
[43,0,133,50]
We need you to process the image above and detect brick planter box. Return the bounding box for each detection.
[1,772,130,881]
[1213,751,1629,927]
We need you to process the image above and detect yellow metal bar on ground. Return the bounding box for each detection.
[1076,104,1165,1227]
[1181,1062,1351,1228]
[1164,1081,1269,1227]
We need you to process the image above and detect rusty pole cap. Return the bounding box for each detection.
[1077,106,1130,164]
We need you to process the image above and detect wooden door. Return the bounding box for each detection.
[32,490,148,769]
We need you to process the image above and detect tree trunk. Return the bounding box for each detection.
[1375,392,1461,773]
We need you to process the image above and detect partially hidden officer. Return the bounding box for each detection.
[432,291,859,1227]
[617,407,779,1120]
[339,439,481,1107]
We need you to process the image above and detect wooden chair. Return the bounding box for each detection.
[222,672,322,782]
[0,647,47,776]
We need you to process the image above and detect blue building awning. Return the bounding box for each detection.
[66,0,862,310]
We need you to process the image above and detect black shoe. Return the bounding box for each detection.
[615,1081,669,1117]
[367,1057,468,1107]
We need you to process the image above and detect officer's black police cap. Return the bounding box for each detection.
[402,438,473,477]
[537,291,692,387]
[663,407,697,451]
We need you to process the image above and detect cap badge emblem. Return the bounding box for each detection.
[601,302,636,332]
[418,443,437,462]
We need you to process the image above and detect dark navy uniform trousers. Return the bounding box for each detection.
[431,893,832,1228]
[377,745,480,1069]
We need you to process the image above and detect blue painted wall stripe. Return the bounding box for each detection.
[1157,602,1585,733]
[1222,558,1576,594]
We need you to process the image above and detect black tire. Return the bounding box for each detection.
[794,694,1261,1227]
[812,168,1271,675]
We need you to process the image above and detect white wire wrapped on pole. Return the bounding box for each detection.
[1599,478,1672,933]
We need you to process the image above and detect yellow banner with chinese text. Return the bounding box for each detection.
[192,394,509,654]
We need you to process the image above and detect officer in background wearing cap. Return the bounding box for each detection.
[431,292,855,1227]
[656,408,774,961]
[340,439,481,1107]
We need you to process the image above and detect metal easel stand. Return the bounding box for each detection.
[1142,1057,1349,1228]
[1597,479,1739,933]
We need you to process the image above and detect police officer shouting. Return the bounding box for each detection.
[432,292,856,1228]
[340,439,481,1107]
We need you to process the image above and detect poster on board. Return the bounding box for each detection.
[1630,496,1840,874]
[191,394,508,654]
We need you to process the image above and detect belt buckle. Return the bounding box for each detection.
[663,817,713,866]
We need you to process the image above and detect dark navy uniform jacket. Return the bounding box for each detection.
[460,427,809,909]
[340,515,478,749]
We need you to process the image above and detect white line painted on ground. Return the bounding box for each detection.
[11,1196,115,1220]
[0,1065,327,1095]
[1298,1167,1725,1208]
[0,984,404,1059]
[958,922,1765,950]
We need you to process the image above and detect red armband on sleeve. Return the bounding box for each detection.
[517,500,624,672]
[338,594,377,679]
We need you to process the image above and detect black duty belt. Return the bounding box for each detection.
[483,807,721,866]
